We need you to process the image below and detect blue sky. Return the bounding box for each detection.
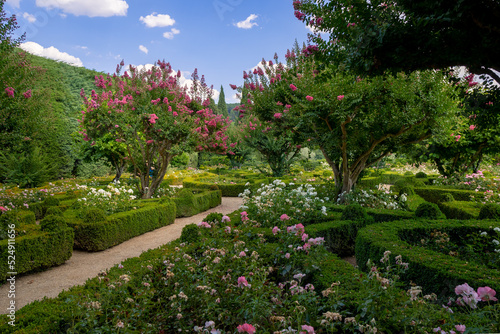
[5,0,314,103]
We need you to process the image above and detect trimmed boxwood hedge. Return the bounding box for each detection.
[414,187,479,203]
[66,200,177,251]
[173,189,222,217]
[0,226,74,280]
[355,219,500,297]
[437,201,480,220]
[183,177,264,197]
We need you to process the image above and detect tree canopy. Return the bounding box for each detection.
[295,0,500,82]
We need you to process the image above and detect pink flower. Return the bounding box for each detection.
[280,214,290,221]
[239,251,246,257]
[5,87,14,97]
[455,135,461,141]
[469,125,476,130]
[455,325,466,334]
[285,253,290,259]
[173,111,178,116]
[347,22,356,27]
[23,89,32,98]
[237,323,256,334]
[197,221,211,228]
[290,84,298,91]
[240,211,249,221]
[237,276,250,288]
[301,325,315,334]
[477,286,497,301]
[149,114,159,124]
[0,206,8,212]
[486,101,493,106]
[274,113,283,119]
[306,95,313,101]
[115,125,119,128]
[337,95,345,101]
[146,140,154,144]
[272,226,280,235]
[455,283,475,296]
[222,215,231,223]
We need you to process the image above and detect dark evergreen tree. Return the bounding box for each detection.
[217,85,228,117]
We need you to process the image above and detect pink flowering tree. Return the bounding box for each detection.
[407,70,500,178]
[80,61,230,198]
[235,52,458,198]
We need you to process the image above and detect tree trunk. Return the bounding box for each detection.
[112,159,127,183]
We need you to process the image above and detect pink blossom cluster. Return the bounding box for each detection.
[4,87,14,97]
[197,221,211,228]
[237,323,256,333]
[451,283,497,310]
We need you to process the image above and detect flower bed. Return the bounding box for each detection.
[1,211,497,333]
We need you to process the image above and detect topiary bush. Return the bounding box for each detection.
[478,203,500,220]
[82,208,106,224]
[43,196,60,207]
[399,186,415,196]
[40,214,68,232]
[415,172,427,179]
[415,202,443,219]
[404,171,414,176]
[439,193,455,203]
[341,204,372,222]
[45,206,63,216]
[180,224,200,244]
[204,212,223,224]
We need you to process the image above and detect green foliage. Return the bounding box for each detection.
[340,203,371,222]
[437,201,478,220]
[43,196,60,207]
[414,187,475,203]
[479,203,500,220]
[415,172,427,179]
[179,223,200,244]
[399,186,415,196]
[45,206,63,217]
[0,145,51,188]
[76,157,111,178]
[67,200,176,251]
[82,208,106,224]
[296,0,500,83]
[204,212,223,224]
[355,219,500,297]
[173,189,222,218]
[40,214,68,232]
[217,85,228,117]
[440,193,455,203]
[170,152,190,168]
[415,202,444,219]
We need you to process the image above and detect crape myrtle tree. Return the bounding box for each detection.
[235,53,458,198]
[232,64,306,177]
[408,70,500,178]
[293,0,500,84]
[80,61,231,199]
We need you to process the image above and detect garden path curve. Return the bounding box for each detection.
[0,197,243,314]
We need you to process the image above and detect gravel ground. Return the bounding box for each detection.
[0,197,243,314]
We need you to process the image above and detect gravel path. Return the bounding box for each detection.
[0,197,243,314]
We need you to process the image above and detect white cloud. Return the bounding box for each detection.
[20,41,83,67]
[23,12,36,23]
[139,45,148,54]
[234,14,258,29]
[6,0,21,8]
[163,28,180,40]
[140,12,175,28]
[35,0,128,17]
[229,93,240,103]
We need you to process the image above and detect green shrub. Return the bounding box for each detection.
[170,152,190,168]
[438,201,478,220]
[40,215,68,232]
[479,203,500,220]
[180,224,200,244]
[399,186,415,196]
[45,206,63,216]
[204,212,223,224]
[43,196,60,207]
[415,172,427,178]
[82,208,106,224]
[404,171,414,176]
[415,203,444,219]
[341,204,371,222]
[440,193,455,202]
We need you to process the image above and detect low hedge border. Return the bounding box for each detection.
[414,187,480,203]
[66,200,176,252]
[355,219,500,297]
[438,201,480,220]
[173,189,222,217]
[183,177,265,197]
[325,204,415,222]
[0,226,74,280]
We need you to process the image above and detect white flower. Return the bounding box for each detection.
[480,231,488,237]
[492,239,500,245]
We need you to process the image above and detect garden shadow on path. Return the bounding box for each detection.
[0,197,243,314]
